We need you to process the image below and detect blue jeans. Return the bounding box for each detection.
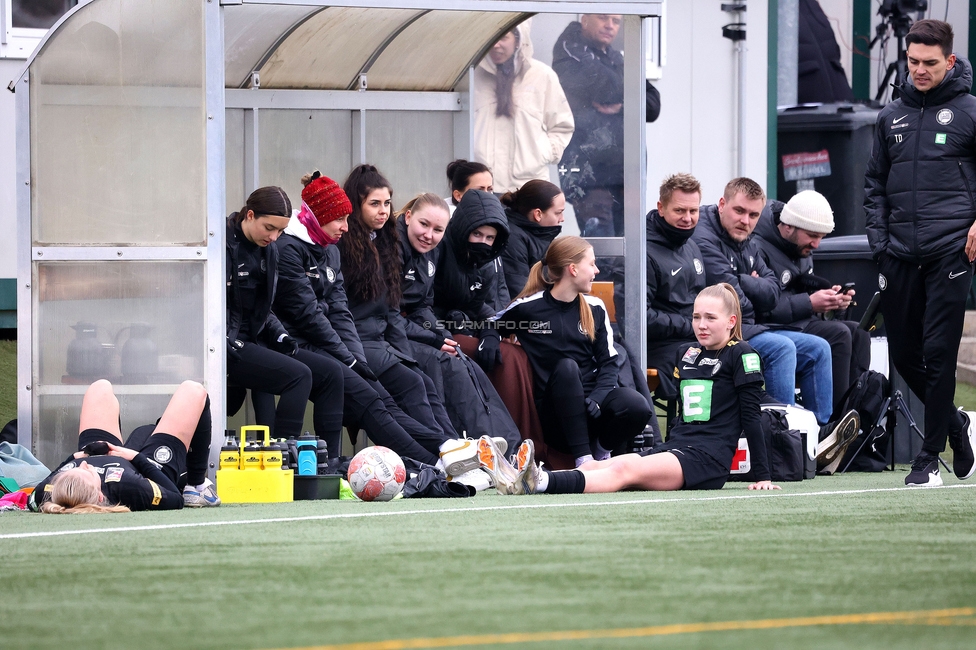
[748,330,833,424]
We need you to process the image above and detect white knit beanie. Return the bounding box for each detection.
[780,190,834,234]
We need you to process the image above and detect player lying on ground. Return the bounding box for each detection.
[480,283,780,494]
[29,379,218,513]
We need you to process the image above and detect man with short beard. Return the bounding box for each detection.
[754,190,870,411]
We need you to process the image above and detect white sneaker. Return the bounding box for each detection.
[439,438,480,478]
[449,467,493,493]
[183,478,221,507]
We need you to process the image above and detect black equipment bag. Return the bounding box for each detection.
[728,409,806,482]
[835,370,891,472]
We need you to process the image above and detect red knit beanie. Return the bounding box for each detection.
[301,172,352,226]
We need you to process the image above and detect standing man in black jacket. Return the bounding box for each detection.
[553,14,660,237]
[754,190,869,410]
[864,19,976,486]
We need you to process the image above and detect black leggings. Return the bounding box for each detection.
[228,344,342,441]
[536,358,652,459]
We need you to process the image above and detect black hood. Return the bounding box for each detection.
[445,190,510,265]
[897,55,974,108]
[754,200,798,258]
[505,207,562,242]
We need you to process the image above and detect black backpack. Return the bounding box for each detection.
[834,370,891,472]
[729,409,806,482]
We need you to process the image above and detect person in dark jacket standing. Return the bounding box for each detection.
[397,193,521,454]
[797,0,854,103]
[226,186,344,443]
[627,173,707,400]
[693,178,833,424]
[268,173,447,467]
[863,19,976,486]
[754,190,868,410]
[553,14,661,236]
[499,179,565,295]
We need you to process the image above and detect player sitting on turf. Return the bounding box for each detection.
[479,283,781,494]
[29,379,218,513]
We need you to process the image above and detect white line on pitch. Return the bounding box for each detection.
[4,483,975,541]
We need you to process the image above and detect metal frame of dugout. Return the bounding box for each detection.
[15,0,660,471]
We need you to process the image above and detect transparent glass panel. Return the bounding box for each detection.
[225,109,245,216]
[258,109,353,207]
[364,111,454,204]
[368,11,523,91]
[33,259,206,465]
[259,7,424,90]
[223,4,319,89]
[12,0,77,29]
[29,0,206,245]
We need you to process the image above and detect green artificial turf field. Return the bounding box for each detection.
[4,472,975,650]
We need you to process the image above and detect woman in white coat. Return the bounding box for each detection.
[473,21,575,194]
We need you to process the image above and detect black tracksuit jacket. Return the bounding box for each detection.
[272,231,367,367]
[226,216,287,345]
[692,205,778,339]
[500,207,562,297]
[865,56,976,262]
[753,210,817,326]
[396,217,449,349]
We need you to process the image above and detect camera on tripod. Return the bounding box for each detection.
[878,0,928,19]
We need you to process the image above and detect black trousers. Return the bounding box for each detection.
[879,251,972,456]
[536,358,652,459]
[253,350,444,465]
[378,363,458,440]
[228,344,341,441]
[802,318,871,412]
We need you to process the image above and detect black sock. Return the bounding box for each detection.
[185,396,212,486]
[543,469,586,494]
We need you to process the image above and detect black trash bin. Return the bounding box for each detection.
[810,234,879,328]
[778,103,879,236]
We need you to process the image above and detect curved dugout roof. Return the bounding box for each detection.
[23,1,664,92]
[223,2,662,92]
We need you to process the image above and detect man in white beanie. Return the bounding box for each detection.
[754,190,870,411]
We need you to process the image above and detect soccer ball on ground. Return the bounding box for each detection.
[346,446,406,501]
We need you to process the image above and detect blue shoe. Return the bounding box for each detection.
[183,478,221,507]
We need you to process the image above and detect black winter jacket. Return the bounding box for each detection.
[797,0,854,103]
[865,56,976,262]
[396,217,450,349]
[500,207,562,296]
[272,229,367,367]
[634,210,706,354]
[226,215,287,345]
[753,206,817,326]
[552,21,660,194]
[692,205,778,339]
[434,190,511,333]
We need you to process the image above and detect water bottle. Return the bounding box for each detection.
[296,433,317,476]
[241,442,262,471]
[316,438,329,475]
[219,431,240,470]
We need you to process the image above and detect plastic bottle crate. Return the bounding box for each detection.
[216,425,294,503]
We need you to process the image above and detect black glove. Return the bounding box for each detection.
[476,334,502,372]
[273,334,299,357]
[585,398,602,419]
[350,359,378,382]
[227,338,244,362]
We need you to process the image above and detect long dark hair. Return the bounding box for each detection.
[447,159,491,205]
[234,186,291,223]
[338,164,401,306]
[494,29,520,118]
[499,180,562,218]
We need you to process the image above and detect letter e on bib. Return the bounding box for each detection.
[742,353,761,374]
[681,379,713,422]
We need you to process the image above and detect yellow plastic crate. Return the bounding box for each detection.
[215,425,294,503]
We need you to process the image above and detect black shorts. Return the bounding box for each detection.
[79,427,187,488]
[641,442,729,490]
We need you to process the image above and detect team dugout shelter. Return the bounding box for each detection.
[14,0,661,470]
